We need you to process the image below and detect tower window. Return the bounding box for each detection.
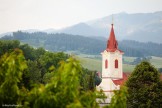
[105,59,108,69]
[115,59,118,68]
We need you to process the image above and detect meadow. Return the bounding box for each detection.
[76,54,162,73]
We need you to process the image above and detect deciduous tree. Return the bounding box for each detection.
[126,61,162,108]
[0,49,27,105]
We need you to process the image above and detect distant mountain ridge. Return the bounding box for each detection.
[60,11,162,43]
[1,31,162,57]
[0,11,162,43]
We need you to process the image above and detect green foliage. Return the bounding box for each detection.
[38,51,69,79]
[26,60,41,86]
[0,40,103,107]
[19,44,35,60]
[38,51,68,69]
[24,58,99,108]
[126,61,162,108]
[42,71,54,84]
[80,68,101,91]
[2,31,162,57]
[104,86,127,108]
[0,40,46,61]
[80,68,95,91]
[35,47,46,58]
[0,40,20,56]
[0,49,27,105]
[0,40,69,89]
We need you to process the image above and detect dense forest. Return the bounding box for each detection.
[1,31,162,57]
[0,40,101,89]
[0,40,104,107]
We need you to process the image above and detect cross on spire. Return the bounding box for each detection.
[112,14,114,25]
[107,22,118,52]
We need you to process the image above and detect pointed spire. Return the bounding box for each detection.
[106,24,118,51]
[112,14,114,25]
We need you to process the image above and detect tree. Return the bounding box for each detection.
[38,51,68,77]
[26,60,41,87]
[126,61,162,108]
[24,58,99,108]
[103,86,127,108]
[80,69,101,91]
[0,40,104,107]
[0,40,20,56]
[0,49,27,105]
[19,44,36,60]
[35,47,46,58]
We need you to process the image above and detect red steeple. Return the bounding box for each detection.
[106,24,118,52]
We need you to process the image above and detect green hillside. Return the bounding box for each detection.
[1,31,162,57]
[77,55,162,73]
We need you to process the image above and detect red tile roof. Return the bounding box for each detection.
[112,73,162,86]
[160,74,162,80]
[112,73,130,86]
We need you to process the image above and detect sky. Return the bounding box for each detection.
[0,0,162,34]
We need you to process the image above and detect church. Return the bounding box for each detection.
[97,23,128,104]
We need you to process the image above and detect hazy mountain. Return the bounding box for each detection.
[42,28,56,33]
[1,11,162,43]
[58,11,162,43]
[0,29,39,37]
[0,32,13,38]
[57,23,104,37]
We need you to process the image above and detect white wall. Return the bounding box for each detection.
[101,50,123,79]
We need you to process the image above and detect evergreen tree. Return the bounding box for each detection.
[126,61,162,108]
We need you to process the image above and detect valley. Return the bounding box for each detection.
[76,54,162,72]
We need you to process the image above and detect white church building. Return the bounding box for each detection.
[97,23,128,104]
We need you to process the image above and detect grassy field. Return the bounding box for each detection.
[76,55,162,73]
[76,56,102,72]
[123,56,136,62]
[150,56,162,68]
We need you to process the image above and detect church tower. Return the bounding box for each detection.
[102,24,123,79]
[97,23,124,104]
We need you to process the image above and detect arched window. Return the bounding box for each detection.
[115,59,118,68]
[105,59,108,69]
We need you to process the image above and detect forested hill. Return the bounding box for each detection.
[1,31,162,57]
